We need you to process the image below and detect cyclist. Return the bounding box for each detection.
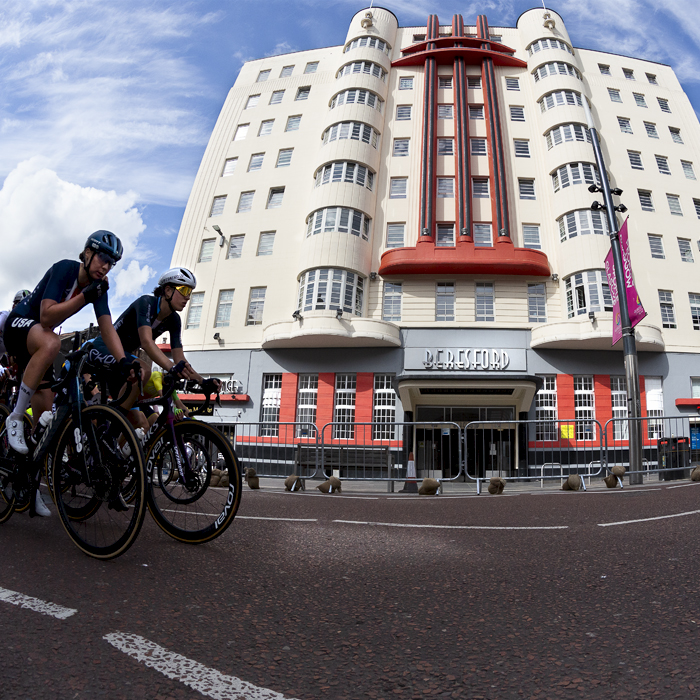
[85,267,219,428]
[3,232,135,461]
[0,290,31,366]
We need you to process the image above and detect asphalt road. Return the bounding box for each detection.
[2,481,700,700]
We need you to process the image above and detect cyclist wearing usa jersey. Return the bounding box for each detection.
[0,290,31,385]
[4,231,132,456]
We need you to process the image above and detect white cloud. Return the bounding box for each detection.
[0,158,147,320]
[113,260,155,302]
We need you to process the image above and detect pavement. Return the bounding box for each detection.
[2,475,700,699]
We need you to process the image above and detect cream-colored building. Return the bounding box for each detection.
[170,7,700,474]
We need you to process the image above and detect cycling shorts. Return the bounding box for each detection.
[3,313,55,386]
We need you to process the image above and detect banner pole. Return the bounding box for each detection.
[583,99,643,483]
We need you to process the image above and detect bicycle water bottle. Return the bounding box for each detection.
[30,411,54,446]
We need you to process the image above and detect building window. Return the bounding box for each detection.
[644,122,659,138]
[393,138,409,156]
[646,73,658,85]
[473,178,489,198]
[237,191,254,213]
[646,377,664,439]
[467,76,481,89]
[437,178,454,198]
[545,123,591,149]
[266,187,284,209]
[246,287,266,326]
[269,90,285,105]
[539,90,582,112]
[322,121,380,148]
[373,375,397,440]
[337,61,387,81]
[655,155,671,175]
[505,77,520,90]
[185,292,204,330]
[285,115,302,132]
[473,224,492,247]
[519,179,536,200]
[437,138,454,155]
[657,97,671,113]
[257,231,275,256]
[617,117,633,134]
[533,62,582,81]
[471,138,487,155]
[611,376,628,440]
[436,282,455,321]
[574,376,595,440]
[227,235,244,259]
[658,290,676,328]
[331,88,383,111]
[552,163,599,192]
[276,148,293,167]
[689,294,700,330]
[333,374,357,439]
[638,190,654,211]
[438,76,452,89]
[558,210,608,241]
[396,105,412,120]
[297,268,364,315]
[682,161,696,180]
[565,270,612,318]
[295,86,310,100]
[667,194,682,216]
[306,207,370,240]
[648,234,665,259]
[598,64,611,75]
[475,282,494,322]
[628,150,644,170]
[535,375,557,441]
[623,68,635,80]
[248,153,264,172]
[214,290,234,328]
[399,76,413,90]
[633,93,647,108]
[523,224,541,249]
[198,239,215,263]
[386,223,404,248]
[304,61,319,74]
[260,374,282,436]
[390,178,407,199]
[222,158,237,176]
[669,127,683,144]
[314,161,374,190]
[514,139,530,157]
[437,104,453,119]
[436,223,455,247]
[382,283,402,322]
[528,283,546,323]
[256,69,270,82]
[245,94,260,109]
[210,196,226,217]
[608,88,622,103]
[510,105,525,121]
[296,374,318,436]
[345,37,391,54]
[258,120,274,136]
[469,105,484,120]
[678,238,694,263]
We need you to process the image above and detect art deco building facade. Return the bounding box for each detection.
[170,6,700,472]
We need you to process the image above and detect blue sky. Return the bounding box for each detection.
[1,0,699,329]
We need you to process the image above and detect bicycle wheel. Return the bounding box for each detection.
[47,405,147,559]
[146,420,241,544]
[12,413,34,514]
[0,406,17,524]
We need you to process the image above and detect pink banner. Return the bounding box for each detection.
[604,218,646,345]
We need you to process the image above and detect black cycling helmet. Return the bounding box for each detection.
[12,289,30,306]
[85,230,123,262]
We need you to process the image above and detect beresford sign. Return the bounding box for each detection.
[405,348,527,372]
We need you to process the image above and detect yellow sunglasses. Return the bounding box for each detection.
[175,285,193,299]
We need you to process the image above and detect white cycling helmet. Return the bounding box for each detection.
[157,267,197,289]
[12,289,31,306]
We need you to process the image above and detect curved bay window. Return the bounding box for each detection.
[552,162,600,192]
[532,61,582,82]
[565,270,612,318]
[306,206,371,240]
[297,268,364,316]
[330,88,383,112]
[336,61,387,82]
[539,90,583,112]
[322,121,380,148]
[558,209,609,241]
[344,37,391,55]
[545,123,591,149]
[314,161,374,190]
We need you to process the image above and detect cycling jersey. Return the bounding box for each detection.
[12,259,110,326]
[113,294,182,355]
[0,309,9,356]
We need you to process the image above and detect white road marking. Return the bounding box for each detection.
[333,519,568,530]
[104,632,299,700]
[666,483,699,489]
[598,509,700,527]
[238,516,317,522]
[0,586,77,620]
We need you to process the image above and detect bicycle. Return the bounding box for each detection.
[0,343,148,559]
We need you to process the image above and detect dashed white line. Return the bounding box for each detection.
[0,586,77,620]
[598,509,700,527]
[238,516,318,522]
[333,519,568,530]
[104,632,299,700]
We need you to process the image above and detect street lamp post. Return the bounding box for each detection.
[583,99,643,483]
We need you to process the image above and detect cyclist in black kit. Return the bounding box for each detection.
[86,267,219,430]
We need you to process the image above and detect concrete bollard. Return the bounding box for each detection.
[246,467,260,489]
[487,477,505,495]
[285,474,304,491]
[418,478,440,495]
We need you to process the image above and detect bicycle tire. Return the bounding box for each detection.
[146,420,241,544]
[0,406,16,523]
[12,414,35,514]
[47,405,147,559]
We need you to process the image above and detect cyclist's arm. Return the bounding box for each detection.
[139,325,175,371]
[40,295,87,329]
[171,347,206,385]
[98,315,126,362]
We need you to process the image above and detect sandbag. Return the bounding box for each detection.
[567,474,582,491]
[285,474,302,491]
[418,478,440,495]
[604,473,618,488]
[611,465,626,478]
[488,477,505,495]
[691,467,700,482]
